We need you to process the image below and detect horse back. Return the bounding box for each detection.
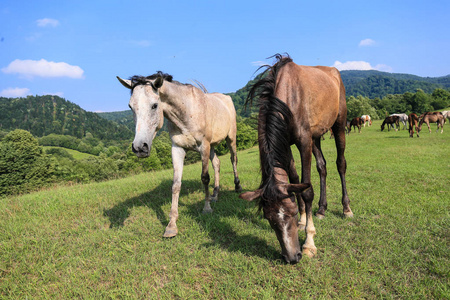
[275,63,343,139]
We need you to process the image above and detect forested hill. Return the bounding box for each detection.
[99,70,450,123]
[0,95,132,140]
[340,70,450,98]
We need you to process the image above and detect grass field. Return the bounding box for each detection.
[42,146,95,160]
[1,120,449,299]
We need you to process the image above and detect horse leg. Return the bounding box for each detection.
[332,124,353,218]
[163,145,186,238]
[209,149,220,202]
[200,142,213,213]
[286,147,305,231]
[312,138,328,219]
[226,136,242,192]
[295,139,317,258]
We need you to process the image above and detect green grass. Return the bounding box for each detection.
[1,120,449,299]
[42,146,95,160]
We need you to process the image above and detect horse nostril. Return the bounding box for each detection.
[132,143,138,153]
[142,143,149,152]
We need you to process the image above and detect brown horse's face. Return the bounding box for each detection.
[240,183,310,264]
[263,196,302,264]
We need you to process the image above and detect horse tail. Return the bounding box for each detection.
[247,54,294,207]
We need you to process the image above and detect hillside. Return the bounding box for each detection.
[0,95,133,141]
[340,70,450,98]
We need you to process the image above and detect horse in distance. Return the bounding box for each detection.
[348,117,364,133]
[390,113,408,130]
[418,112,445,134]
[117,72,242,238]
[361,115,372,127]
[381,115,400,131]
[408,113,419,137]
[240,54,353,264]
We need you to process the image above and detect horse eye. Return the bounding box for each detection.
[151,103,158,109]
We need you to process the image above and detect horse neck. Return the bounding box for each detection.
[159,82,195,127]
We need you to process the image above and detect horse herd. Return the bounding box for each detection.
[347,111,448,138]
[117,54,445,264]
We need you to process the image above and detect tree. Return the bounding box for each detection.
[0,129,54,195]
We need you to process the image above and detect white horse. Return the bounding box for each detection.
[442,111,449,122]
[361,115,372,127]
[390,113,408,130]
[117,72,242,238]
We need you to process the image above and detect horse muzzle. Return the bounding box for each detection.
[132,142,150,158]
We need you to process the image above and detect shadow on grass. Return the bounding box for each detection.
[104,178,280,261]
[103,179,175,228]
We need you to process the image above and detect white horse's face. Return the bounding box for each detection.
[117,76,164,158]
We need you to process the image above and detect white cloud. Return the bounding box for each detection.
[0,87,31,97]
[359,38,376,47]
[251,61,267,67]
[2,59,84,79]
[332,60,392,73]
[37,18,60,28]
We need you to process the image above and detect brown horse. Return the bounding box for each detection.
[348,117,364,133]
[240,54,353,264]
[418,112,445,134]
[381,116,400,131]
[408,113,419,137]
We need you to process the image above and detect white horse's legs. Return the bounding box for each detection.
[209,149,220,202]
[200,143,213,214]
[226,137,242,192]
[163,145,186,238]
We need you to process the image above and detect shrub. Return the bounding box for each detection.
[0,130,55,195]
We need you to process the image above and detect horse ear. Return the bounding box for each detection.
[284,183,311,194]
[117,76,132,89]
[153,76,164,89]
[239,190,262,202]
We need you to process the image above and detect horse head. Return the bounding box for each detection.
[240,183,310,264]
[117,75,165,158]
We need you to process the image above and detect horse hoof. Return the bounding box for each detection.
[344,211,354,218]
[163,227,178,238]
[315,213,325,220]
[210,195,218,203]
[202,207,213,214]
[302,246,317,258]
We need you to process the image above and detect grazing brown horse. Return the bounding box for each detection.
[408,113,419,137]
[240,54,353,264]
[418,112,445,134]
[348,117,364,133]
[381,116,400,131]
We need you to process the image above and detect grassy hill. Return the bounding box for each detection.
[1,121,448,298]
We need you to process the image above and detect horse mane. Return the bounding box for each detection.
[247,54,294,209]
[129,71,197,93]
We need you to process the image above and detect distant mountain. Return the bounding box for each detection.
[340,70,450,98]
[97,71,450,124]
[0,95,133,141]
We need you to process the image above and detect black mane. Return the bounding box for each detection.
[247,54,294,209]
[128,71,198,94]
[129,71,173,88]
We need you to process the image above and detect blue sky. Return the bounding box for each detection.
[1,0,449,112]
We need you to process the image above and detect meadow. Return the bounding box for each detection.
[1,120,449,299]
